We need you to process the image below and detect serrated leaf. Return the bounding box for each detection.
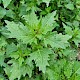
[61,48,77,60]
[4,11,57,44]
[64,63,73,78]
[63,23,80,46]
[23,11,39,27]
[4,21,36,44]
[4,20,28,38]
[2,0,12,8]
[44,33,71,49]
[41,11,57,34]
[4,60,33,80]
[29,48,52,73]
[23,11,56,35]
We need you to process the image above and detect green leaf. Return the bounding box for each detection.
[18,57,24,66]
[23,11,56,34]
[0,75,5,80]
[46,68,54,80]
[0,37,7,66]
[65,3,74,10]
[73,61,80,72]
[76,0,80,8]
[63,23,80,46]
[0,7,6,19]
[6,9,15,19]
[41,11,57,34]
[4,21,28,38]
[4,11,57,44]
[75,75,80,80]
[29,48,52,73]
[46,67,60,80]
[42,0,51,7]
[63,23,73,35]
[76,68,80,74]
[2,0,12,8]
[73,21,79,27]
[6,43,17,55]
[4,60,33,80]
[0,50,5,66]
[64,62,73,78]
[73,34,80,47]
[0,36,7,48]
[61,48,77,60]
[4,21,36,44]
[75,62,80,75]
[0,0,1,4]
[23,11,39,27]
[44,33,71,49]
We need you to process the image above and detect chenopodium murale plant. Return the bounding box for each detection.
[3,11,72,79]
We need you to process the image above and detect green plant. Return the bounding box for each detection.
[0,0,80,80]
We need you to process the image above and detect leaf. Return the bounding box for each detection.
[65,3,74,10]
[73,21,79,27]
[64,62,73,78]
[4,60,33,80]
[0,0,1,4]
[75,75,80,80]
[63,23,80,46]
[42,0,51,7]
[44,33,71,49]
[61,48,77,60]
[0,50,5,66]
[18,57,24,66]
[0,75,5,80]
[0,37,7,66]
[2,0,12,8]
[29,48,52,73]
[41,11,57,34]
[46,68,54,80]
[75,61,80,75]
[0,36,7,48]
[76,0,80,8]
[6,9,16,18]
[23,11,56,35]
[73,61,80,72]
[73,34,80,47]
[6,43,17,55]
[4,11,57,44]
[76,68,80,74]
[4,21,28,38]
[0,7,6,19]
[23,11,39,27]
[46,67,60,80]
[4,21,36,44]
[63,23,73,35]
